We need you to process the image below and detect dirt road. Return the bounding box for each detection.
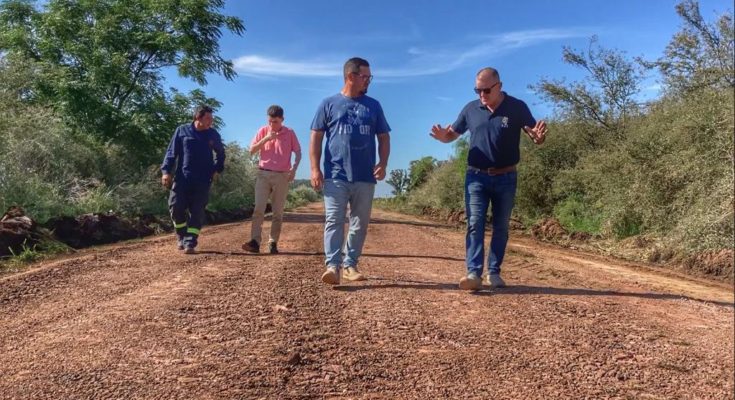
[1,203,733,399]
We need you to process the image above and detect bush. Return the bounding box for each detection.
[286,185,321,209]
[207,143,258,211]
[407,159,465,212]
[553,195,602,234]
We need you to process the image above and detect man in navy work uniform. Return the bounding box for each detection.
[431,67,547,290]
[161,105,226,254]
[310,57,391,285]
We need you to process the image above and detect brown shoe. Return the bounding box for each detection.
[343,267,367,281]
[241,239,260,253]
[458,273,482,290]
[321,266,340,285]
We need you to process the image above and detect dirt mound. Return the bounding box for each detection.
[531,218,568,240]
[683,249,734,280]
[45,213,149,248]
[0,207,41,256]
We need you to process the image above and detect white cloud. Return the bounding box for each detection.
[233,28,590,79]
[233,55,341,78]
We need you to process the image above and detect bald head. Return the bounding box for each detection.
[476,67,500,81]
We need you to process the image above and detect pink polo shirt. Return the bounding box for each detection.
[250,125,301,172]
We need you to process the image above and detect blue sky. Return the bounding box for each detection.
[166,0,729,196]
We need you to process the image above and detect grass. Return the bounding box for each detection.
[1,238,74,272]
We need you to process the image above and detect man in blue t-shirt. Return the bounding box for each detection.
[431,68,548,290]
[310,57,391,285]
[161,105,226,254]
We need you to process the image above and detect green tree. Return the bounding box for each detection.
[643,0,734,94]
[531,37,644,143]
[0,0,245,166]
[407,156,437,192]
[387,169,410,196]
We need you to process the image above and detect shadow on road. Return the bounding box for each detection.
[336,281,734,307]
[195,250,464,262]
[280,213,452,229]
[335,277,459,292]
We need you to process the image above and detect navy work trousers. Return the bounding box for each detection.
[169,180,210,248]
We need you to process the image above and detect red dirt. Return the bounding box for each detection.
[1,203,733,399]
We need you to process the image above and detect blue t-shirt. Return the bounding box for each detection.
[452,93,536,169]
[311,93,391,183]
[161,123,226,185]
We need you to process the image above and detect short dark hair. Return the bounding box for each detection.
[343,57,370,80]
[193,104,213,120]
[267,105,284,119]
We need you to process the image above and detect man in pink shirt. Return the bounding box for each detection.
[242,105,302,254]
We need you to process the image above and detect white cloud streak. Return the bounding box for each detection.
[233,28,591,79]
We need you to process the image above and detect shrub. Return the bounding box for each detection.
[286,185,321,209]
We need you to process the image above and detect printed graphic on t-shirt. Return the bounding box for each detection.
[338,104,372,136]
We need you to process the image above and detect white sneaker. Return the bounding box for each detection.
[488,274,506,288]
[321,266,340,285]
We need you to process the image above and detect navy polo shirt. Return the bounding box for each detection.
[452,93,536,169]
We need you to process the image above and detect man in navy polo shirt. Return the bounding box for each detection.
[161,105,226,254]
[431,67,547,290]
[310,57,391,285]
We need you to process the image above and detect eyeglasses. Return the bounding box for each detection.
[474,82,499,95]
[352,72,373,83]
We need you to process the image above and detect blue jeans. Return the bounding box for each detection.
[465,170,517,276]
[323,179,375,268]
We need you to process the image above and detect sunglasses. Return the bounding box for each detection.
[474,81,499,95]
[352,72,373,83]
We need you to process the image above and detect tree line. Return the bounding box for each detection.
[0,0,318,225]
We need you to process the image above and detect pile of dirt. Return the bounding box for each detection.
[44,213,157,249]
[682,249,734,280]
[38,206,260,250]
[531,218,568,240]
[446,209,465,224]
[0,207,42,257]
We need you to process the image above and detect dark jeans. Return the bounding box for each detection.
[464,170,517,276]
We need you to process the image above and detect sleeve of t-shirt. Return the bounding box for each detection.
[250,126,267,148]
[519,100,537,128]
[451,104,469,135]
[375,102,391,134]
[310,99,329,132]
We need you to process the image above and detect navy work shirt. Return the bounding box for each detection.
[452,93,536,169]
[161,123,226,185]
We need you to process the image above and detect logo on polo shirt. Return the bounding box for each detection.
[501,116,509,128]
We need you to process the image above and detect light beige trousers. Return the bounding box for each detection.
[251,169,290,244]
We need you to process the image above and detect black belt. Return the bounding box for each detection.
[467,165,517,176]
[258,167,288,173]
